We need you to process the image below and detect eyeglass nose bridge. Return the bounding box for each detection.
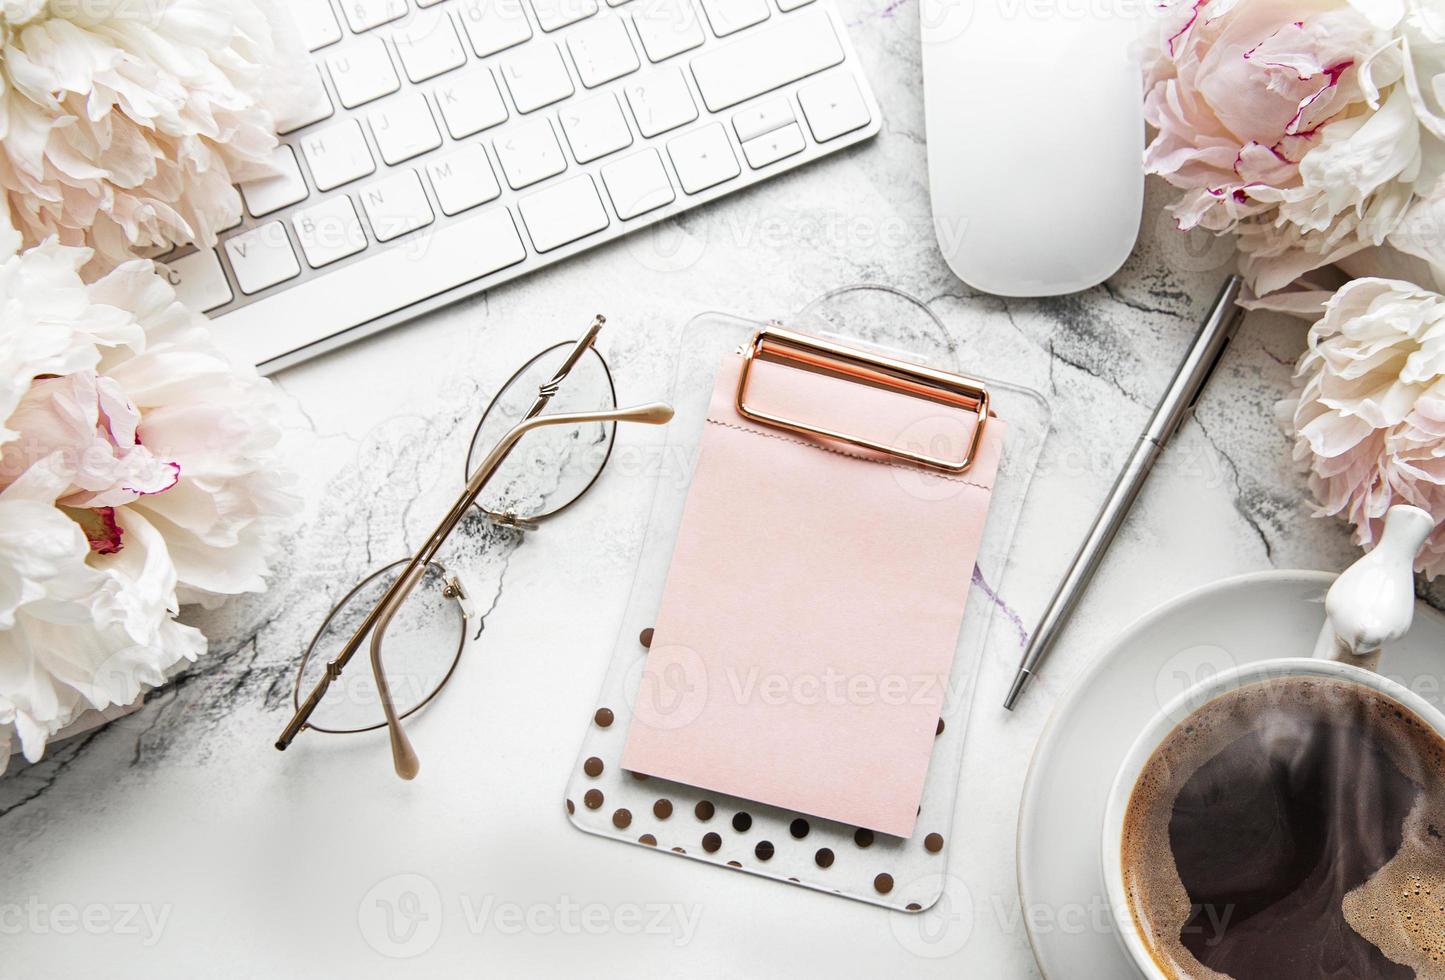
[442,574,478,622]
[487,511,541,532]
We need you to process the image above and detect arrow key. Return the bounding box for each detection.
[666,122,739,194]
[798,71,870,143]
[741,121,805,168]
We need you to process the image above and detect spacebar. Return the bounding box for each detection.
[212,207,527,369]
[688,7,844,112]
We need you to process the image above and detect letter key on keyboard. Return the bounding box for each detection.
[434,68,510,138]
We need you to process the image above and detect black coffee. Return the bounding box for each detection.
[1121,677,1445,979]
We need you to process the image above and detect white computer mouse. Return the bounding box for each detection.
[920,0,1147,297]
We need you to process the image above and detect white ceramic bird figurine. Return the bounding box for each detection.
[1317,505,1435,662]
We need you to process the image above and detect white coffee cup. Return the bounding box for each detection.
[1099,505,1441,978]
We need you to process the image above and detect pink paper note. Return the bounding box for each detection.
[621,351,1005,837]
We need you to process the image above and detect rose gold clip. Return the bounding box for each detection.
[734,326,991,474]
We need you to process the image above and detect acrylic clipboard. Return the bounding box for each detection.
[566,287,1049,911]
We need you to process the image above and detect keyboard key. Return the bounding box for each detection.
[666,122,739,193]
[293,0,343,51]
[301,119,377,191]
[276,68,335,134]
[360,170,435,241]
[326,37,401,108]
[292,196,368,267]
[518,174,609,252]
[240,145,309,217]
[213,208,526,367]
[435,68,509,138]
[777,0,813,8]
[224,223,301,294]
[567,17,640,88]
[394,9,467,82]
[732,97,793,142]
[741,120,804,167]
[160,249,232,312]
[698,0,768,36]
[500,43,575,113]
[530,0,597,31]
[798,72,871,142]
[457,0,532,57]
[559,92,633,163]
[623,69,697,137]
[369,93,443,164]
[426,144,502,214]
[494,118,567,188]
[601,148,674,218]
[633,0,704,62]
[341,0,408,32]
[689,7,842,111]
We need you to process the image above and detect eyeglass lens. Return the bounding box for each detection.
[293,560,466,734]
[464,342,618,523]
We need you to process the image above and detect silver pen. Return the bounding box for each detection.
[1003,275,1247,710]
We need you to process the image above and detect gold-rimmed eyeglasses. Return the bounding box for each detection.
[274,316,673,778]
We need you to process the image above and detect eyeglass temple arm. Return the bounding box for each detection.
[276,319,608,754]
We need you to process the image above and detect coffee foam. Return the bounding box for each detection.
[1341,708,1445,976]
[1120,676,1445,980]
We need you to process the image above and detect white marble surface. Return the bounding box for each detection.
[0,1,1424,976]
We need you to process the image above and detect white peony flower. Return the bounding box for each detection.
[1280,276,1445,576]
[0,239,299,767]
[1145,0,1445,296]
[0,0,314,276]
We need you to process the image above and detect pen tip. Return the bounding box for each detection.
[1003,670,1032,711]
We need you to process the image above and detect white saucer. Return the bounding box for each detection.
[1017,570,1445,978]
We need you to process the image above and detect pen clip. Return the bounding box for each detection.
[1182,277,1247,418]
[1185,310,1242,414]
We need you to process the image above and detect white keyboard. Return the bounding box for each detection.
[160,0,880,373]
